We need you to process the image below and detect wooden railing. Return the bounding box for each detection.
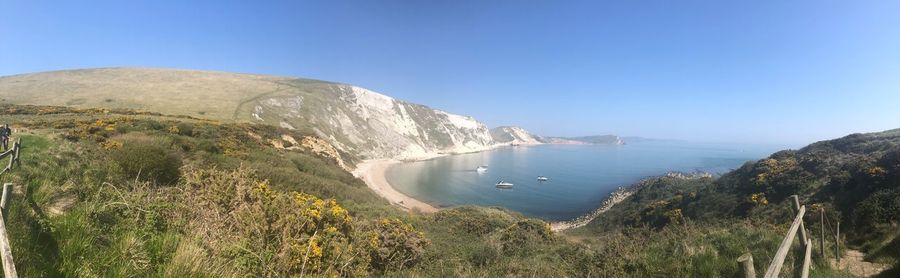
[0,138,22,278]
[737,194,842,278]
[0,138,21,177]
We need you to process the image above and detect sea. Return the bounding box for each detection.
[385,140,788,220]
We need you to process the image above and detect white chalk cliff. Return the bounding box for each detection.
[0,68,543,160]
[251,84,501,159]
[490,126,544,145]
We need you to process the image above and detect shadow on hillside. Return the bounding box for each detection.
[12,180,63,276]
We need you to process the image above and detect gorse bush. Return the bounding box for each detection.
[174,122,194,136]
[853,188,900,231]
[4,126,431,276]
[748,153,815,203]
[179,167,363,276]
[109,135,182,185]
[431,206,516,236]
[365,218,429,272]
[179,167,429,276]
[498,219,553,253]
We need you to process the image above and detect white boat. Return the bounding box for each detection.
[476,165,488,172]
[495,179,513,188]
[537,175,548,181]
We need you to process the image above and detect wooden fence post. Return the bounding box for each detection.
[13,139,19,166]
[820,208,826,260]
[0,182,15,277]
[764,205,805,278]
[801,239,812,278]
[0,183,10,213]
[737,253,756,278]
[835,222,840,263]
[0,141,19,278]
[791,195,808,246]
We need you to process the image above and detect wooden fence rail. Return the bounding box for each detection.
[0,138,23,278]
[738,194,818,278]
[764,205,806,278]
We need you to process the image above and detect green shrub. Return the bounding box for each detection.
[365,218,429,272]
[853,188,900,230]
[175,122,194,136]
[431,206,515,236]
[468,243,500,267]
[180,167,366,276]
[498,219,553,253]
[195,139,222,154]
[110,137,182,185]
[136,120,165,131]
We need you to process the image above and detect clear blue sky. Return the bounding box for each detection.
[2,1,899,145]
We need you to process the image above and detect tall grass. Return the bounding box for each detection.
[0,107,869,277]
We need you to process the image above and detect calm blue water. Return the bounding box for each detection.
[386,141,785,220]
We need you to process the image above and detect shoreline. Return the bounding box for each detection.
[351,143,671,232]
[354,155,634,231]
[353,159,438,213]
[351,143,541,213]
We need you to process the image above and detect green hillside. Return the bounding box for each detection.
[581,128,900,272]
[1,99,895,276]
[0,105,600,276]
[0,68,298,121]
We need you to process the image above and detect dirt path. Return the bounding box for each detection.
[230,83,286,121]
[830,249,890,277]
[47,194,77,216]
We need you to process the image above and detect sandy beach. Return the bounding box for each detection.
[354,157,628,231]
[353,159,438,213]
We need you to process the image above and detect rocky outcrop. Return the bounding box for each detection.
[271,134,350,171]
[300,136,349,170]
[551,186,633,231]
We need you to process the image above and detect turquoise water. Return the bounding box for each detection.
[385,141,785,220]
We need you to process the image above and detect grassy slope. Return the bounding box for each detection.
[0,105,587,276]
[0,104,874,277]
[579,129,900,274]
[0,69,875,277]
[0,106,388,276]
[0,68,291,121]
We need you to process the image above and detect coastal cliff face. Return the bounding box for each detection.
[542,135,626,145]
[490,126,544,145]
[0,68,508,160]
[252,84,498,160]
[0,68,616,160]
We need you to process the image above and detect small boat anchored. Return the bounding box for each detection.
[495,179,513,189]
[476,165,488,172]
[537,175,548,182]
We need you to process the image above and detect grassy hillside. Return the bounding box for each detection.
[0,104,599,276]
[581,129,900,271]
[0,104,878,276]
[0,68,297,121]
[0,68,501,160]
